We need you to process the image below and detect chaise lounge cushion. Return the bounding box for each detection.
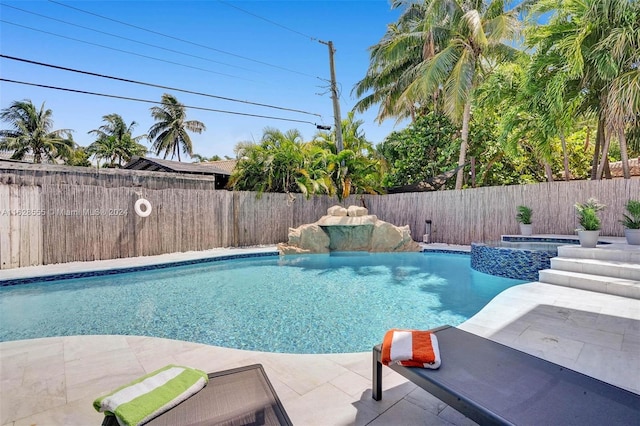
[373,325,640,425]
[102,364,292,426]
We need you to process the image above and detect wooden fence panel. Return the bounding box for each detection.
[2,178,638,269]
[0,185,42,269]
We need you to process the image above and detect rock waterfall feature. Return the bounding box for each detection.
[277,205,420,254]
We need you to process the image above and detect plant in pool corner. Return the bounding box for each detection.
[515,205,533,224]
[575,198,605,231]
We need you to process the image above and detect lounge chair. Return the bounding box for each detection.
[373,325,640,425]
[102,364,292,426]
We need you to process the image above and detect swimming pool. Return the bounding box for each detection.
[0,252,524,353]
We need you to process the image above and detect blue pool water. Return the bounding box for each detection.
[0,252,524,353]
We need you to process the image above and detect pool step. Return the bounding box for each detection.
[557,245,640,264]
[550,257,640,281]
[538,269,640,300]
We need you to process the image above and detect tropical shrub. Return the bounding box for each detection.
[621,200,640,230]
[575,198,606,231]
[377,112,460,189]
[516,206,533,224]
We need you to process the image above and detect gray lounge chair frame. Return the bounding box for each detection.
[102,364,292,426]
[373,325,640,426]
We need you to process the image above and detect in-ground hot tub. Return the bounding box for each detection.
[470,236,605,281]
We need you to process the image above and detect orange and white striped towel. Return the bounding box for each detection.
[381,329,441,369]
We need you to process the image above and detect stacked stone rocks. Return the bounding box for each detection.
[277,205,420,254]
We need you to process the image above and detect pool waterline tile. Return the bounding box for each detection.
[0,251,280,287]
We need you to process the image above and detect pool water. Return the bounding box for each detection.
[0,252,524,353]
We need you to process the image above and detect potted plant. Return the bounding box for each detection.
[516,205,533,236]
[575,198,605,248]
[620,199,640,245]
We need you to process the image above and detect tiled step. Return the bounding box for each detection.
[557,245,640,263]
[538,269,640,299]
[550,257,640,280]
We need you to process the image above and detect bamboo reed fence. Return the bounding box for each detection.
[1,164,638,269]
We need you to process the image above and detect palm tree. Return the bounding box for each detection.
[407,0,521,189]
[352,1,432,123]
[314,112,384,199]
[354,0,520,189]
[87,114,147,167]
[230,127,339,197]
[191,153,223,162]
[526,0,640,180]
[148,93,206,161]
[0,100,73,163]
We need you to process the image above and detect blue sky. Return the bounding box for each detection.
[1,0,404,160]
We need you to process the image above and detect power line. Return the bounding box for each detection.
[1,78,319,126]
[47,0,322,80]
[1,3,256,73]
[1,55,322,118]
[0,20,251,81]
[217,0,319,42]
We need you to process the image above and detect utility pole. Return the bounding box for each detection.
[319,40,344,154]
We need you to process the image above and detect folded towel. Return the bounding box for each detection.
[381,329,441,369]
[94,365,208,426]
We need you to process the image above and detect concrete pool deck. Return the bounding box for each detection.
[1,246,639,425]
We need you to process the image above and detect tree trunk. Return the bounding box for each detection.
[596,128,612,180]
[618,129,631,179]
[591,114,604,179]
[559,130,570,181]
[584,125,590,150]
[481,153,503,184]
[543,161,554,182]
[455,101,471,190]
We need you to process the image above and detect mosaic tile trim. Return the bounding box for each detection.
[502,236,580,244]
[0,251,280,287]
[422,249,470,256]
[501,236,611,245]
[470,243,554,281]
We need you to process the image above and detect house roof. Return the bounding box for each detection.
[123,156,232,175]
[609,157,640,178]
[200,159,237,174]
[0,150,64,164]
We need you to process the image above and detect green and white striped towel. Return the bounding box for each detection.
[93,365,209,426]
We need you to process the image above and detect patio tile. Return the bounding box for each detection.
[575,343,640,393]
[1,371,66,425]
[0,338,63,362]
[23,353,65,388]
[0,351,27,383]
[329,368,372,397]
[530,320,624,351]
[63,335,130,362]
[404,386,448,416]
[258,353,349,396]
[512,328,584,361]
[64,348,144,402]
[438,405,480,426]
[12,396,100,426]
[283,382,378,426]
[368,398,454,426]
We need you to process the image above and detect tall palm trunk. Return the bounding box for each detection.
[455,101,471,190]
[618,129,631,179]
[590,113,604,179]
[559,130,570,181]
[596,128,612,180]
[543,161,554,182]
